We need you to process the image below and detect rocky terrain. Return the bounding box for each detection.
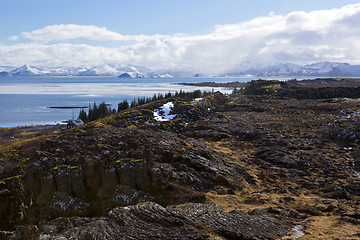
[1,80,360,239]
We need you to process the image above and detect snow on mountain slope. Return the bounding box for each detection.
[10,65,45,76]
[0,66,14,76]
[2,62,360,77]
[0,66,15,72]
[227,62,360,77]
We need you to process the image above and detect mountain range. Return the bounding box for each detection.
[0,64,174,78]
[225,62,360,77]
[1,62,360,77]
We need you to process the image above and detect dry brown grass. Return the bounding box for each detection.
[0,125,61,146]
[197,95,360,239]
[301,216,360,240]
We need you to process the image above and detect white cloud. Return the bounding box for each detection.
[20,24,166,42]
[2,3,360,74]
[8,35,18,41]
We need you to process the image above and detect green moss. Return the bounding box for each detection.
[0,135,57,163]
[102,116,117,126]
[260,83,282,93]
[17,211,24,218]
[111,158,123,165]
[49,166,60,172]
[49,165,79,172]
[132,159,143,163]
[0,175,23,182]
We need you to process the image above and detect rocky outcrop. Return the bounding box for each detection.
[6,202,290,239]
[328,108,360,141]
[0,125,240,230]
[0,174,26,230]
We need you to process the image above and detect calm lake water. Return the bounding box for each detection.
[0,76,296,127]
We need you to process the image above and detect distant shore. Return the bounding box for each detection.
[47,106,88,109]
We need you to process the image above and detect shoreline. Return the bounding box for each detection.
[3,77,360,129]
[47,106,88,109]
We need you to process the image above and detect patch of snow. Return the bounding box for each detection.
[152,73,174,78]
[39,234,53,239]
[283,225,305,240]
[154,102,177,122]
[191,98,203,105]
[108,210,113,217]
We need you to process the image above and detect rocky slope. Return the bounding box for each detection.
[0,83,360,239]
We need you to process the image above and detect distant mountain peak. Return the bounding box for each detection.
[118,73,132,78]
[226,61,360,77]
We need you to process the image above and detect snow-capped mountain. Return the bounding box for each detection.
[226,62,360,77]
[0,66,14,76]
[2,62,360,77]
[10,65,45,76]
[0,64,174,78]
[0,65,70,76]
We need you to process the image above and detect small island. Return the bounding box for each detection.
[47,106,88,109]
[118,72,132,78]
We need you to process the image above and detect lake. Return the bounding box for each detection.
[0,76,297,127]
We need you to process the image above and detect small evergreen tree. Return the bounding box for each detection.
[130,99,137,108]
[78,109,88,123]
[193,90,202,98]
[118,100,129,112]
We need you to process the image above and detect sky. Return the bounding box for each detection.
[1,0,360,74]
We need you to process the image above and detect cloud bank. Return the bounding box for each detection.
[2,3,360,74]
[20,24,167,42]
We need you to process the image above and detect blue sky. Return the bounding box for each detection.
[1,0,360,73]
[2,0,359,37]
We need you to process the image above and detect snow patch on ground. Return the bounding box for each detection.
[154,102,177,122]
[191,98,203,105]
[283,225,305,240]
